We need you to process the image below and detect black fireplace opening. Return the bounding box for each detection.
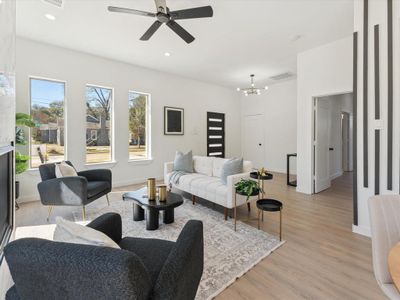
[0,145,14,263]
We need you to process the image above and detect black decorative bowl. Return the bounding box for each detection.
[250,172,273,180]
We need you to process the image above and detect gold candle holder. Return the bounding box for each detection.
[158,185,167,202]
[147,178,156,200]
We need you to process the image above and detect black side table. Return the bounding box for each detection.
[286,153,297,187]
[250,171,273,198]
[256,199,283,241]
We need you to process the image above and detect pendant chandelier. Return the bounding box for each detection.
[236,74,268,96]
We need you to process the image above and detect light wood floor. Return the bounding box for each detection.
[16,172,385,299]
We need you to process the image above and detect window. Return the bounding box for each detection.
[85,85,113,164]
[128,91,150,160]
[30,78,66,168]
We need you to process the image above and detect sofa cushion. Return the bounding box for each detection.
[173,151,193,173]
[221,158,243,185]
[212,157,229,177]
[193,156,213,176]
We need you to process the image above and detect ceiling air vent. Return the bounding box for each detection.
[269,72,295,81]
[42,0,64,8]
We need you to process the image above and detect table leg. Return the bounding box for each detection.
[258,209,260,230]
[133,203,144,221]
[234,192,237,231]
[146,209,159,230]
[163,209,174,224]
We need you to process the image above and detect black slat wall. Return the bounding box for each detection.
[207,112,225,158]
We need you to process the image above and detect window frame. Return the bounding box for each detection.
[128,90,151,162]
[29,76,67,169]
[85,84,115,165]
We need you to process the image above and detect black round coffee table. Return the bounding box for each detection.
[250,171,273,198]
[123,188,183,230]
[256,199,283,241]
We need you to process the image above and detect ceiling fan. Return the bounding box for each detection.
[108,0,213,44]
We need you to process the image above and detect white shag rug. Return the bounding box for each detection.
[74,192,284,300]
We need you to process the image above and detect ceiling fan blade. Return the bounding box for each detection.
[170,6,213,20]
[154,0,167,13]
[140,21,163,41]
[108,6,156,18]
[166,20,195,43]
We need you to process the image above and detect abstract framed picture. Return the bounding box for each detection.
[164,106,184,135]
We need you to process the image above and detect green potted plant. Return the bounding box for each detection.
[235,179,262,200]
[15,113,35,199]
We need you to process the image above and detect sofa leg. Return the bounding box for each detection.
[192,195,196,205]
[224,208,228,221]
[82,206,86,221]
[47,206,53,222]
[247,202,251,212]
[106,194,110,206]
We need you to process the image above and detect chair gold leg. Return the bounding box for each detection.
[224,207,228,221]
[47,206,53,222]
[234,193,237,231]
[192,195,196,205]
[82,206,86,221]
[280,208,282,241]
[106,194,110,206]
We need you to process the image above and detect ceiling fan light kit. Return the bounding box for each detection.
[237,74,268,96]
[108,0,213,44]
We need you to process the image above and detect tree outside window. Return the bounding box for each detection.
[128,91,149,160]
[85,85,113,164]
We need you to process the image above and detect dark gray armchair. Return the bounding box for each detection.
[37,161,112,220]
[4,213,204,300]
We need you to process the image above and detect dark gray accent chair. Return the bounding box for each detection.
[4,213,204,300]
[37,161,112,220]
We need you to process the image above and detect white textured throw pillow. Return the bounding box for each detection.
[55,161,78,178]
[53,217,120,249]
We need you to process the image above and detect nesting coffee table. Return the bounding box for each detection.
[122,188,183,230]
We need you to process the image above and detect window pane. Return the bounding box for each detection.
[85,86,113,164]
[128,91,149,160]
[30,78,65,168]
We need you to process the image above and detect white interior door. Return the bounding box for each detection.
[315,99,331,193]
[243,114,265,169]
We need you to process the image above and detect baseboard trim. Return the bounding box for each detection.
[16,176,164,204]
[352,224,371,237]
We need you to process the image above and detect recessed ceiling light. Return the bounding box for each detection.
[45,14,56,21]
[164,52,171,57]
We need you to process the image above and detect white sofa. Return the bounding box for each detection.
[164,156,254,216]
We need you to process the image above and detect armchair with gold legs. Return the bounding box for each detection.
[37,161,112,221]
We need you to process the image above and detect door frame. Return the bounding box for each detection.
[311,91,356,225]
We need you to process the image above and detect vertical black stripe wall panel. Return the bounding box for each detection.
[363,0,369,188]
[374,24,380,120]
[375,130,380,195]
[387,0,393,190]
[353,31,358,225]
[374,25,380,196]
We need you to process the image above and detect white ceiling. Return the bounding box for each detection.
[16,0,354,88]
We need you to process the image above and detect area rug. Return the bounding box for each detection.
[74,192,284,300]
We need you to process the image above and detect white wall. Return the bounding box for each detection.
[296,36,353,194]
[16,38,242,202]
[240,79,297,174]
[353,0,400,236]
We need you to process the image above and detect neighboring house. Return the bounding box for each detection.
[35,119,64,146]
[85,115,110,146]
